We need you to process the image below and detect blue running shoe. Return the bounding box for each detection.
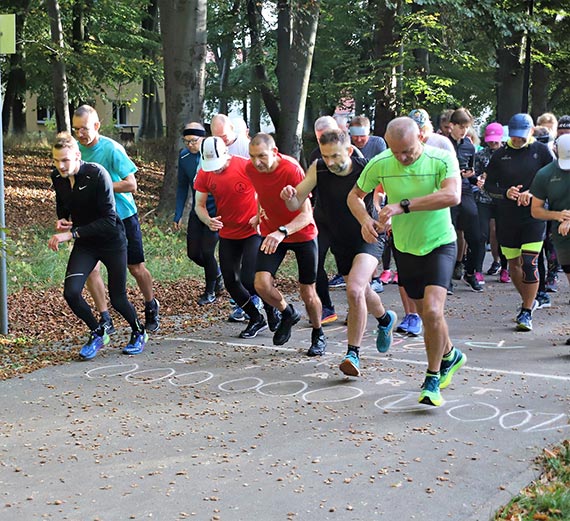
[535,291,551,309]
[229,305,248,322]
[370,278,384,293]
[376,310,397,353]
[339,351,360,377]
[396,313,411,334]
[418,373,442,406]
[329,274,346,289]
[515,309,533,331]
[123,330,148,355]
[79,331,110,360]
[251,294,264,311]
[406,313,423,336]
[439,347,466,389]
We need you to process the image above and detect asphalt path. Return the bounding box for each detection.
[1,270,570,520]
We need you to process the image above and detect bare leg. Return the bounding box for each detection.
[508,257,538,309]
[255,272,286,311]
[299,283,322,328]
[128,262,154,302]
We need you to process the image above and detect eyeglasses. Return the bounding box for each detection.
[183,138,201,145]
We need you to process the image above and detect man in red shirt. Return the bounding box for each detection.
[194,137,279,339]
[247,133,326,356]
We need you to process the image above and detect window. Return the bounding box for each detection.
[37,104,54,124]
[112,102,128,126]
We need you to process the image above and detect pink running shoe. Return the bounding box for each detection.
[379,270,393,284]
[392,272,399,284]
[499,269,511,283]
[475,272,485,285]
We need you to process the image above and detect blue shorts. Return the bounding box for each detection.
[122,213,145,265]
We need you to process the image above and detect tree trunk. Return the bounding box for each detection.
[496,36,524,123]
[46,0,71,132]
[371,0,398,136]
[275,0,320,159]
[246,0,281,130]
[157,0,207,217]
[139,0,163,140]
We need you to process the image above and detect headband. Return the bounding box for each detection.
[183,128,206,137]
[349,126,369,137]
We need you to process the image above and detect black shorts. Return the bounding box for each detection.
[256,238,318,285]
[393,242,457,300]
[332,235,385,276]
[497,218,546,250]
[122,213,145,265]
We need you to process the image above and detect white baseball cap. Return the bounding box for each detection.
[557,134,570,170]
[200,136,229,172]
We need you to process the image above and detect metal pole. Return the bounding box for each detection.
[0,66,8,334]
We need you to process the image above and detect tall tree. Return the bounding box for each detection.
[157,0,207,216]
[275,0,320,158]
[138,0,164,139]
[46,0,70,132]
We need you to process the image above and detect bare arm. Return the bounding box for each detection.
[280,161,318,211]
[113,173,137,194]
[195,191,223,231]
[347,185,384,244]
[531,196,570,222]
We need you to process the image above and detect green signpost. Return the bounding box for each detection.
[0,14,16,334]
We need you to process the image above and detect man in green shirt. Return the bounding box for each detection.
[347,116,466,407]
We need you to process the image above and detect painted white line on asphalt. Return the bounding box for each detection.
[165,337,570,382]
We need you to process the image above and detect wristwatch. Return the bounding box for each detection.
[71,227,80,239]
[278,225,289,237]
[400,199,411,214]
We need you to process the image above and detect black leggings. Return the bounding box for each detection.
[64,243,138,332]
[451,190,481,274]
[187,212,220,287]
[219,235,261,308]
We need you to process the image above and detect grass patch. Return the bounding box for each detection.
[494,440,570,520]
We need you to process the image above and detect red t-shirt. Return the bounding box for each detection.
[246,154,317,242]
[194,156,258,240]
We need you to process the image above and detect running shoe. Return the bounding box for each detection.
[499,269,511,283]
[267,307,282,332]
[475,272,485,285]
[463,273,483,292]
[99,316,116,336]
[392,272,398,284]
[370,278,384,293]
[545,273,559,293]
[447,281,454,296]
[122,330,148,355]
[396,314,411,334]
[328,274,346,288]
[252,295,264,311]
[321,306,338,325]
[515,309,533,331]
[339,351,360,377]
[79,331,110,360]
[486,261,501,276]
[197,291,216,306]
[229,304,248,322]
[239,316,268,339]
[379,270,393,284]
[376,310,397,353]
[273,305,301,345]
[418,373,442,406]
[307,330,326,356]
[439,348,466,389]
[453,262,464,280]
[406,314,423,336]
[144,298,160,332]
[535,290,551,309]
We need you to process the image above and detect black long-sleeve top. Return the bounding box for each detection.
[51,161,126,249]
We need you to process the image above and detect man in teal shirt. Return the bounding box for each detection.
[72,105,160,336]
[348,116,465,406]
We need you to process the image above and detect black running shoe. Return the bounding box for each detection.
[144,298,160,332]
[239,316,268,339]
[307,331,326,356]
[197,291,216,306]
[273,305,301,346]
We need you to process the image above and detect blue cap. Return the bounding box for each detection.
[508,113,534,139]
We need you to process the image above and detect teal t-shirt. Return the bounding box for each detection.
[357,145,460,256]
[79,136,138,220]
[531,161,570,249]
